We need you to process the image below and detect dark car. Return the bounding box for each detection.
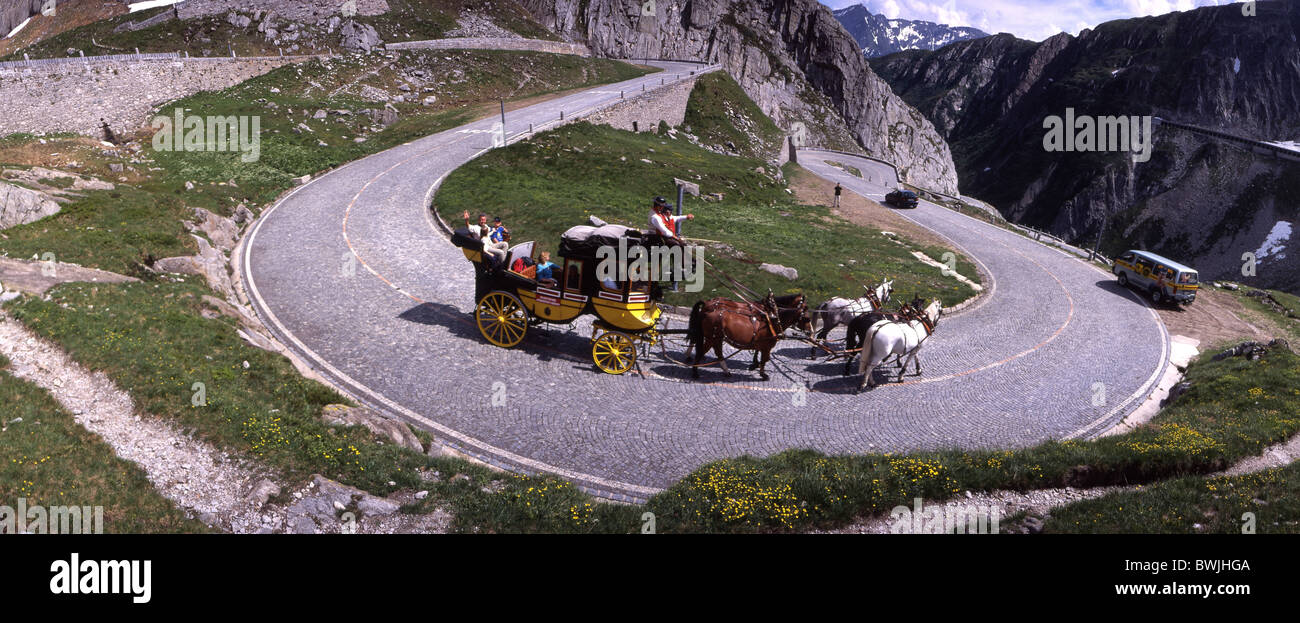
[885,189,919,209]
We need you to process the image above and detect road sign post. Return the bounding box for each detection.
[673,178,700,292]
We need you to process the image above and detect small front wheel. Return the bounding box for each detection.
[1117,272,1128,286]
[592,332,637,375]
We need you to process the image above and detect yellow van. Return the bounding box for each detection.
[1112,250,1198,305]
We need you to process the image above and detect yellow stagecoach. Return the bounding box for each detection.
[452,222,670,374]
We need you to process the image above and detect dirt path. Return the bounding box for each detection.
[1154,287,1285,350]
[0,311,450,534]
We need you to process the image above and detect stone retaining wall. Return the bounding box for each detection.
[583,78,696,133]
[386,37,589,57]
[0,56,303,137]
[175,0,389,21]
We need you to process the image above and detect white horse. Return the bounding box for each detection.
[856,299,942,392]
[810,279,893,355]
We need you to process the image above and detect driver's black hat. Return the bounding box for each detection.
[652,196,674,209]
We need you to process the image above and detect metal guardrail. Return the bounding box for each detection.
[802,146,901,183]
[1156,117,1300,164]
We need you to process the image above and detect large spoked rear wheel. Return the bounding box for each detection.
[592,331,637,375]
[477,291,528,348]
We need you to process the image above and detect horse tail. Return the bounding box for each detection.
[687,301,706,347]
[858,323,877,376]
[810,302,825,333]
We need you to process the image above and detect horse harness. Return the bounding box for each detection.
[708,296,803,349]
[865,304,936,353]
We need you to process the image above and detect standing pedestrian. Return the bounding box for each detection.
[833,182,843,208]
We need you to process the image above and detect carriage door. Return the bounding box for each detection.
[562,259,583,292]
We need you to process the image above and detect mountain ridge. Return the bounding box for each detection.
[871,2,1300,294]
[831,3,988,58]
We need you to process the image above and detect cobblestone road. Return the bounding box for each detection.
[241,71,1169,502]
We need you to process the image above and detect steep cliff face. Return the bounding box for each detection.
[872,2,1300,292]
[520,0,961,194]
[1,0,46,37]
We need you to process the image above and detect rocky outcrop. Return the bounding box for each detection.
[519,0,960,194]
[871,2,1300,293]
[154,234,236,300]
[0,180,60,229]
[340,19,381,52]
[0,257,139,295]
[321,404,424,453]
[0,0,43,40]
[186,207,241,253]
[283,475,400,534]
[3,167,115,195]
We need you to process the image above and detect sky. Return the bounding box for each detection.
[820,0,1237,41]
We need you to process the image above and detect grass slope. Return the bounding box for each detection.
[1044,464,1300,533]
[0,353,207,533]
[682,72,785,160]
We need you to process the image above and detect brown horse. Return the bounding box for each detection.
[686,293,812,381]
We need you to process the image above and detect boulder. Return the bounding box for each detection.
[760,263,799,280]
[152,235,235,300]
[321,404,424,453]
[0,181,60,230]
[370,104,399,127]
[245,479,281,508]
[283,474,401,533]
[340,20,382,52]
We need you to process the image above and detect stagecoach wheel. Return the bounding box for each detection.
[1118,273,1128,286]
[1150,288,1164,305]
[592,332,637,375]
[477,291,528,348]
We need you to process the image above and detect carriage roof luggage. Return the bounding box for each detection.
[559,224,646,258]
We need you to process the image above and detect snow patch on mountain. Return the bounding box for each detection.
[1256,221,1293,261]
[4,16,31,39]
[833,4,989,58]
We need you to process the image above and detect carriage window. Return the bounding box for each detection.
[564,260,582,291]
[600,278,624,292]
[629,280,651,293]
